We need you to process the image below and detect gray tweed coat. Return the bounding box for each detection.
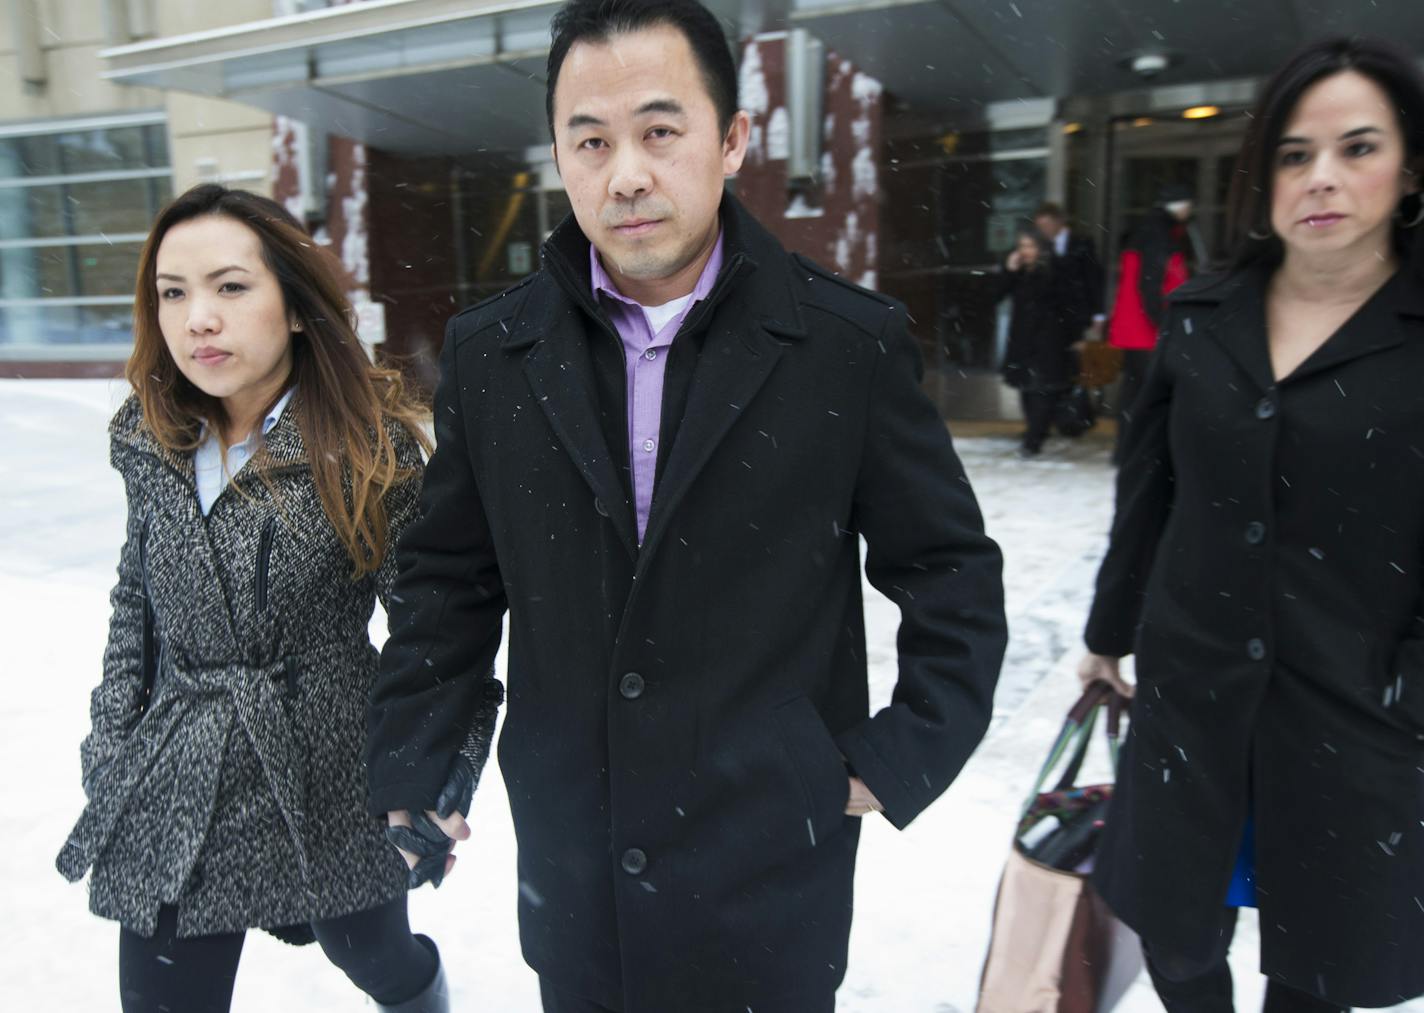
[56,395,496,939]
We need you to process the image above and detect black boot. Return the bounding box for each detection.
[378,935,449,1013]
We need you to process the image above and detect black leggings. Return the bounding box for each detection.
[1143,907,1348,1013]
[118,896,436,1013]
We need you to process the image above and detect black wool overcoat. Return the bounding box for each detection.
[367,196,1007,1012]
[997,262,1085,392]
[1059,231,1105,328]
[1085,263,1424,1008]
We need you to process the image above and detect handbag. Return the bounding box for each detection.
[976,683,1143,1013]
[1053,385,1097,438]
[1077,341,1123,388]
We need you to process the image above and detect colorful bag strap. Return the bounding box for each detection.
[1018,682,1127,822]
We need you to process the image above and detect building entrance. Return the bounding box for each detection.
[1101,109,1250,275]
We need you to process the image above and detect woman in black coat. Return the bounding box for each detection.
[1078,38,1424,1012]
[55,185,496,1013]
[997,230,1087,456]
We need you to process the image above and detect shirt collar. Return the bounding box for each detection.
[589,229,726,310]
[262,385,296,436]
[199,384,296,445]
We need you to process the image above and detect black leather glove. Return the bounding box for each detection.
[435,751,475,821]
[383,754,477,889]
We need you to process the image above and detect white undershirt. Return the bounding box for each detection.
[640,293,697,337]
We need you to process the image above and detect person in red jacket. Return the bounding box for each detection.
[1108,184,1195,462]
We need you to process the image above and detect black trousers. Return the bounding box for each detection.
[1019,388,1061,452]
[538,977,836,1013]
[1112,348,1153,464]
[118,895,437,1013]
[1143,907,1349,1013]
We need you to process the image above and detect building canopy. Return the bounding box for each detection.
[101,0,1424,156]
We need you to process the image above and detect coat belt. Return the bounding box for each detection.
[56,643,362,890]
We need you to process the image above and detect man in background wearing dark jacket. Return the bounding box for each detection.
[1034,201,1105,339]
[365,2,1008,1012]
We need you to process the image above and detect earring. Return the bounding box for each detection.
[1248,225,1272,240]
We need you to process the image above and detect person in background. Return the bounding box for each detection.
[1034,200,1105,339]
[55,184,496,1013]
[1078,36,1424,1012]
[364,1,1008,1010]
[1106,182,1195,461]
[998,229,1089,457]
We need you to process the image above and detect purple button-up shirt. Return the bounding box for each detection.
[591,234,725,542]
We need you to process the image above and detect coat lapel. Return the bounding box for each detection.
[636,318,786,564]
[512,284,640,559]
[111,400,242,654]
[1194,264,1424,391]
[523,195,808,564]
[1283,267,1415,385]
[636,206,808,566]
[1195,269,1277,393]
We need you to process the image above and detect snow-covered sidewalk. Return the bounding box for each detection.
[3,379,1417,1011]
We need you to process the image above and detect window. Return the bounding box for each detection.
[0,112,172,359]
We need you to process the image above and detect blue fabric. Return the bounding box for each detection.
[1226,814,1257,908]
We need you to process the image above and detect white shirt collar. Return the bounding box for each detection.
[199,385,296,445]
[261,386,296,437]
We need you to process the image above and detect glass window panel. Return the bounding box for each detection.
[2,240,143,300]
[0,117,165,353]
[0,134,58,178]
[0,303,134,348]
[940,157,1046,266]
[70,241,146,297]
[6,180,160,241]
[31,245,78,299]
[0,123,168,180]
[53,125,166,175]
[67,179,163,237]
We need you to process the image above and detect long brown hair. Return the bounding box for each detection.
[127,183,431,578]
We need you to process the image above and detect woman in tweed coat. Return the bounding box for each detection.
[55,184,498,1013]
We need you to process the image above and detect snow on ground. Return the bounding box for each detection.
[2,378,1418,1011]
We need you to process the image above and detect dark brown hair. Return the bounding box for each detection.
[1226,36,1424,271]
[127,183,431,578]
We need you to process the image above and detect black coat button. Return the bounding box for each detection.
[621,848,648,876]
[619,672,645,699]
[594,498,610,518]
[1247,638,1267,661]
[1245,521,1266,545]
[1255,398,1277,420]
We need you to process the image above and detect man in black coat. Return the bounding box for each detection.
[365,2,1007,1010]
[1034,201,1105,338]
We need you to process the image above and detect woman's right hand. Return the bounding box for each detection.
[1078,652,1135,698]
[1006,250,1023,272]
